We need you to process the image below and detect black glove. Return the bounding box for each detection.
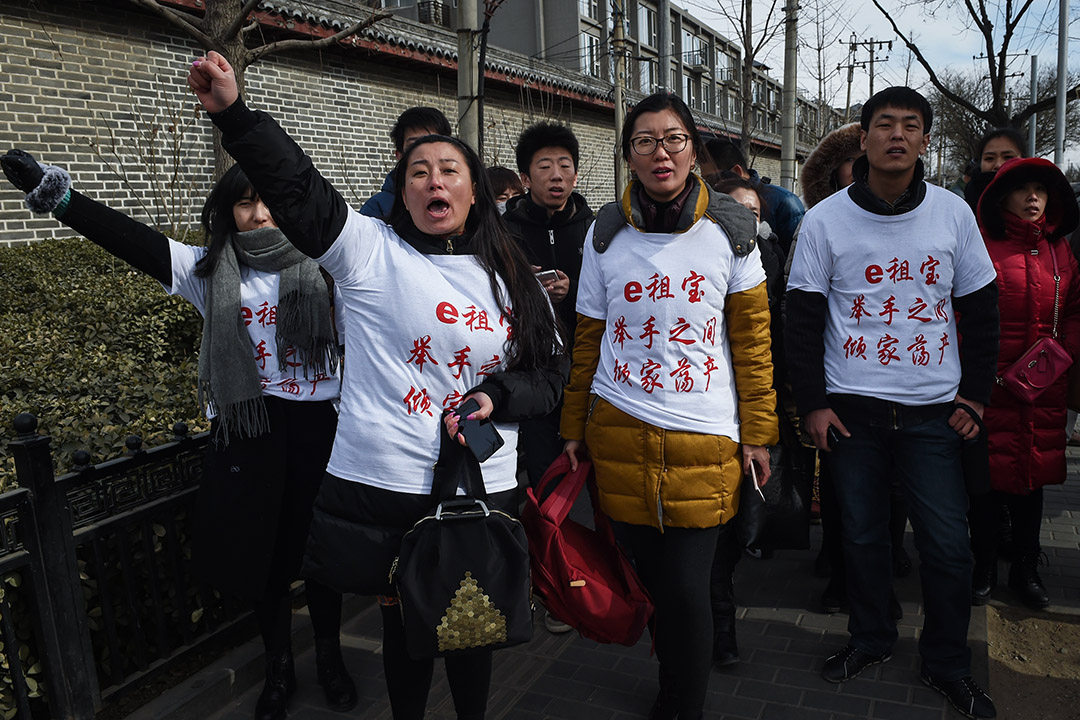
[2,149,45,193]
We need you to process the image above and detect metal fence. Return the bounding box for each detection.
[3,413,249,719]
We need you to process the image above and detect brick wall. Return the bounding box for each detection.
[0,0,619,247]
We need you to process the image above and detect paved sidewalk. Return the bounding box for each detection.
[132,450,1080,720]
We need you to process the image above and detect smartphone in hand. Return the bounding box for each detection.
[826,426,843,449]
[453,399,505,462]
[535,269,560,284]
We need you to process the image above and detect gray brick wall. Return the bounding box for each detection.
[0,0,619,247]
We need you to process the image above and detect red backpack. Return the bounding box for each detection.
[522,455,654,646]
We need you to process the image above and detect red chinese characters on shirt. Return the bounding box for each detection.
[877,334,900,365]
[640,316,660,350]
[477,354,501,378]
[241,302,277,327]
[839,256,955,369]
[920,255,940,285]
[669,317,695,345]
[406,335,439,372]
[844,335,868,360]
[254,340,272,371]
[612,316,632,349]
[447,346,471,380]
[646,273,675,301]
[403,386,435,417]
[640,359,664,394]
[613,360,632,386]
[669,358,694,392]
[681,271,706,303]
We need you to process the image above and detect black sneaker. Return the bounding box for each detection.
[821,644,891,683]
[920,672,997,719]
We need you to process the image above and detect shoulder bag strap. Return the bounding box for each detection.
[1048,240,1061,339]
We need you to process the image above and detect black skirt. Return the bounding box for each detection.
[191,396,337,601]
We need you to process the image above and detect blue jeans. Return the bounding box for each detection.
[830,400,972,681]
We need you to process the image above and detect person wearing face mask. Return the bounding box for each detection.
[0,156,354,720]
[484,166,524,215]
[968,158,1080,611]
[187,51,566,720]
[561,92,777,720]
[964,127,1027,214]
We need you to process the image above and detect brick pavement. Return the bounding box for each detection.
[132,450,1080,720]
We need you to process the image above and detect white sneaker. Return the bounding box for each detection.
[544,612,572,633]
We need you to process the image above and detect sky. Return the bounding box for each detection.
[678,0,1079,124]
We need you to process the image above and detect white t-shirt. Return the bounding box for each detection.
[315,210,520,496]
[576,216,766,439]
[786,184,997,405]
[168,241,342,405]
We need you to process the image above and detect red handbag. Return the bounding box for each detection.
[521,455,653,646]
[997,244,1075,403]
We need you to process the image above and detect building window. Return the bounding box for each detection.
[716,50,734,82]
[580,33,601,78]
[578,0,599,21]
[671,20,678,54]
[638,57,657,92]
[683,72,699,110]
[682,31,705,67]
[637,4,657,48]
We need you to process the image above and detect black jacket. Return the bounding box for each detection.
[785,156,1000,413]
[502,192,594,339]
[209,98,568,420]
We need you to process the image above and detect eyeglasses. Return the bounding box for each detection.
[630,133,691,156]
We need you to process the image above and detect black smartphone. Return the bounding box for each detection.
[453,399,505,463]
[826,426,842,449]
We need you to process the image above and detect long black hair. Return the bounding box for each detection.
[194,164,257,278]
[389,135,563,371]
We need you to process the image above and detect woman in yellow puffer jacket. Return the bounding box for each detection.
[561,92,778,720]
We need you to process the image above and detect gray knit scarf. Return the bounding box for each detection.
[199,227,338,443]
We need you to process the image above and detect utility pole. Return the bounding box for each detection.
[779,0,798,191]
[850,35,891,96]
[457,0,479,151]
[1029,54,1038,156]
[612,0,628,196]
[1056,0,1067,164]
[657,0,671,90]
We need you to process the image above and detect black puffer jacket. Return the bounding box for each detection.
[502,192,594,339]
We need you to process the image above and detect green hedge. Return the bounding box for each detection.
[0,237,207,489]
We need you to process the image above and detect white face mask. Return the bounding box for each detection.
[496,201,508,215]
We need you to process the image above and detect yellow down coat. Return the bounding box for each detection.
[561,178,778,529]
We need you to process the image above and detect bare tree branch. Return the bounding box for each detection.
[1012,83,1080,123]
[125,0,218,50]
[248,10,392,63]
[223,0,264,42]
[868,0,989,121]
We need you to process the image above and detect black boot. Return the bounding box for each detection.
[255,649,295,720]
[648,672,678,720]
[971,555,997,606]
[315,639,358,712]
[1009,553,1050,609]
[711,577,739,668]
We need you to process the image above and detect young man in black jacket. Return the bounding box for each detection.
[503,122,595,480]
[786,87,1000,720]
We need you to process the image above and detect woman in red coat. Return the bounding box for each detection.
[971,157,1080,609]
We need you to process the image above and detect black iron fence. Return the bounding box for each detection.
[3,413,248,719]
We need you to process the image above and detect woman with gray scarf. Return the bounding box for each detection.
[1,154,355,720]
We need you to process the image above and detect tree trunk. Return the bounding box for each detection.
[739,0,753,153]
[203,0,250,180]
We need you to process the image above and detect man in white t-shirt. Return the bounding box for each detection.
[786,87,1000,720]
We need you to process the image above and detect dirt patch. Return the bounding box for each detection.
[987,604,1080,719]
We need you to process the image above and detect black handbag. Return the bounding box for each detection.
[735,399,812,551]
[391,419,532,660]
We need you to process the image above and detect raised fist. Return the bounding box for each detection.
[2,149,45,193]
[187,51,239,114]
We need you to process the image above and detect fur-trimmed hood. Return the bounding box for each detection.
[800,123,862,209]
